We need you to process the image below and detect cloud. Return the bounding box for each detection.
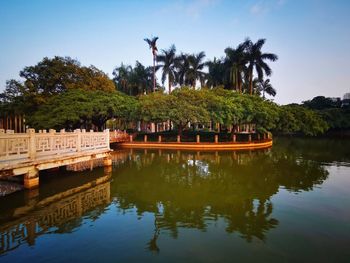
[250,0,286,16]
[185,0,219,19]
[159,0,219,20]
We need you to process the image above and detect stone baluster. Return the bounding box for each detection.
[49,129,55,152]
[27,128,36,160]
[75,129,81,152]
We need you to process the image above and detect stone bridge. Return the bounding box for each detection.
[0,129,113,188]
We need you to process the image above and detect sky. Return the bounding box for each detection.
[1,0,350,104]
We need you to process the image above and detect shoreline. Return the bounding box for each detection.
[118,139,273,150]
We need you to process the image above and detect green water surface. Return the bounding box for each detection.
[0,137,349,263]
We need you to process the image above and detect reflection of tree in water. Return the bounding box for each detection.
[111,145,329,252]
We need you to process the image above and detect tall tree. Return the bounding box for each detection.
[175,53,190,86]
[113,62,157,96]
[144,36,159,92]
[224,40,250,93]
[245,39,278,95]
[157,45,177,93]
[186,52,206,88]
[258,79,276,99]
[113,63,132,95]
[205,57,225,88]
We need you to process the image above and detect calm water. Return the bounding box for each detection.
[0,138,350,263]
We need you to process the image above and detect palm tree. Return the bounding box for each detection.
[246,38,278,95]
[157,45,177,94]
[144,36,159,92]
[205,57,225,88]
[224,40,250,93]
[242,77,259,94]
[258,78,276,99]
[130,61,154,95]
[175,53,190,86]
[186,52,206,88]
[112,63,132,95]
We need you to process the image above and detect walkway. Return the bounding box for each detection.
[0,129,112,188]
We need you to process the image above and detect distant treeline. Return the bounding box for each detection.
[0,56,349,136]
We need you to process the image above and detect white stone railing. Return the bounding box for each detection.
[0,128,110,162]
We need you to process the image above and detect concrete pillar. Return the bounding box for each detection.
[158,135,162,142]
[196,135,200,143]
[144,134,148,142]
[14,115,17,133]
[232,134,236,142]
[24,168,39,189]
[104,156,112,167]
[177,135,181,143]
[215,134,218,143]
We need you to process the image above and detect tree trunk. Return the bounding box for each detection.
[238,74,242,94]
[236,70,240,92]
[168,75,171,94]
[249,69,253,95]
[178,124,183,136]
[153,55,156,92]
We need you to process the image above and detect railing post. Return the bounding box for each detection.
[215,134,218,143]
[177,135,181,143]
[104,129,110,149]
[129,135,133,142]
[75,129,81,152]
[144,134,147,142]
[0,129,5,157]
[257,133,260,141]
[248,134,252,142]
[196,134,200,143]
[49,129,55,152]
[27,128,36,160]
[232,134,236,143]
[158,135,162,142]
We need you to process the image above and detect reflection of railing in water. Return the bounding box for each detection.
[0,175,111,255]
[111,148,271,168]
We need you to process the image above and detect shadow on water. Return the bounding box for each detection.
[0,137,343,256]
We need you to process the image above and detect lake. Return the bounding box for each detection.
[0,137,349,262]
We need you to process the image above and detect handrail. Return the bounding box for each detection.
[0,128,110,162]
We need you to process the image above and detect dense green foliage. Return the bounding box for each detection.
[0,56,115,115]
[27,89,137,131]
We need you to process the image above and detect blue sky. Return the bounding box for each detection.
[1,0,349,104]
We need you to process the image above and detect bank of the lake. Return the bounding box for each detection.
[0,137,349,263]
